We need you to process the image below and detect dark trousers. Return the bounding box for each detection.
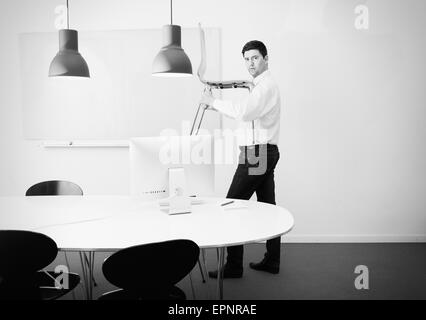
[225,144,281,270]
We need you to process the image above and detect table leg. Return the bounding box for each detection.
[88,252,94,299]
[79,251,95,300]
[79,251,89,299]
[197,259,206,283]
[216,247,225,300]
[189,271,196,300]
[83,253,97,287]
[63,251,76,300]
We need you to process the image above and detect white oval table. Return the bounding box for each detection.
[0,196,294,300]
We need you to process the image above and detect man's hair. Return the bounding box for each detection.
[241,40,268,58]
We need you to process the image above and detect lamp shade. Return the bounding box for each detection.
[152,25,192,77]
[49,29,90,78]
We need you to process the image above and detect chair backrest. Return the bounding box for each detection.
[25,180,83,196]
[0,230,58,278]
[0,230,58,300]
[102,239,200,293]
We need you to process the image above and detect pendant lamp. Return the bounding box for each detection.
[152,0,192,77]
[49,0,90,78]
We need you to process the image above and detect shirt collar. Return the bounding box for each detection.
[253,69,271,86]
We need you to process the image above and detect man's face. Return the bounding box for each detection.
[244,49,268,78]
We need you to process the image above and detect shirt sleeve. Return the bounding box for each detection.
[212,82,277,121]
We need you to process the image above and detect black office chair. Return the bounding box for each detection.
[26,180,83,196]
[26,180,89,298]
[99,239,200,300]
[0,230,80,300]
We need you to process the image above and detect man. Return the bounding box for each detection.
[200,40,282,278]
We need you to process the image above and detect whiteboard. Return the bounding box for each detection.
[18,28,222,140]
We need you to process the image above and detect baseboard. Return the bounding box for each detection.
[274,234,426,243]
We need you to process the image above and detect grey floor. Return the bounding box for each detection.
[52,243,426,300]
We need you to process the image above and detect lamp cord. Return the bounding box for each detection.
[66,0,69,29]
[170,0,173,25]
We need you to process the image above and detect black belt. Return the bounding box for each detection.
[239,144,278,151]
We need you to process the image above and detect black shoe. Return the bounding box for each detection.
[208,267,243,279]
[249,260,279,274]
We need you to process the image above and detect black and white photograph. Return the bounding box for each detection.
[0,0,425,310]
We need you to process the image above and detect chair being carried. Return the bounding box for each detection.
[190,23,252,135]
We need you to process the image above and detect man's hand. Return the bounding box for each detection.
[200,91,216,110]
[247,82,255,91]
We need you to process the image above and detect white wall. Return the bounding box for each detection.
[1,0,425,242]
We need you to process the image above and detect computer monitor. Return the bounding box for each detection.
[129,135,215,200]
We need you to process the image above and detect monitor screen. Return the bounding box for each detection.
[129,135,215,200]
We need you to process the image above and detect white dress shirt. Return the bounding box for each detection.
[212,70,281,146]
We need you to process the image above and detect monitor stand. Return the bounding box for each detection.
[168,167,192,215]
